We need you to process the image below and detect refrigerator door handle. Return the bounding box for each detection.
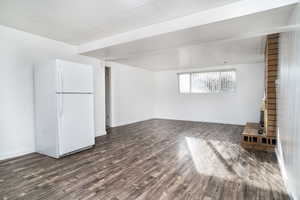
[60,70,64,116]
[57,66,63,93]
[60,94,63,116]
[57,67,63,116]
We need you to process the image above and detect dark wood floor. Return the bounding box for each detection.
[0,119,288,200]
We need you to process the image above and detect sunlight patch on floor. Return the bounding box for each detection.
[184,136,286,193]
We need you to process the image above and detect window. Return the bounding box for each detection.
[178,70,236,94]
[179,73,190,93]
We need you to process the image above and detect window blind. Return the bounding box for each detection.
[178,70,236,94]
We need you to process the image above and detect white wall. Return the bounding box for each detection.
[276,5,300,200]
[277,26,300,200]
[93,61,106,137]
[106,62,155,127]
[277,30,300,200]
[105,62,264,127]
[0,25,105,160]
[154,64,264,125]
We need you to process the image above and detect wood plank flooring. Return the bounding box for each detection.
[0,119,289,200]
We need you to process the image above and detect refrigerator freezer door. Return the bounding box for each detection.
[57,60,93,93]
[57,93,95,156]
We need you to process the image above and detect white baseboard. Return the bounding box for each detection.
[153,117,245,126]
[0,148,35,161]
[96,130,107,137]
[111,118,154,128]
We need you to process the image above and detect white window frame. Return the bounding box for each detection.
[177,69,236,94]
[177,72,191,94]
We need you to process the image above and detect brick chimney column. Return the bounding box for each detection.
[265,33,279,137]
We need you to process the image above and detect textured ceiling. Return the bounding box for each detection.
[0,0,239,44]
[106,37,266,71]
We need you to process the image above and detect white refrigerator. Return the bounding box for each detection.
[35,59,95,158]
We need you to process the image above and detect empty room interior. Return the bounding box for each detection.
[1,0,300,199]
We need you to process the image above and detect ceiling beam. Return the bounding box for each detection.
[78,0,298,54]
